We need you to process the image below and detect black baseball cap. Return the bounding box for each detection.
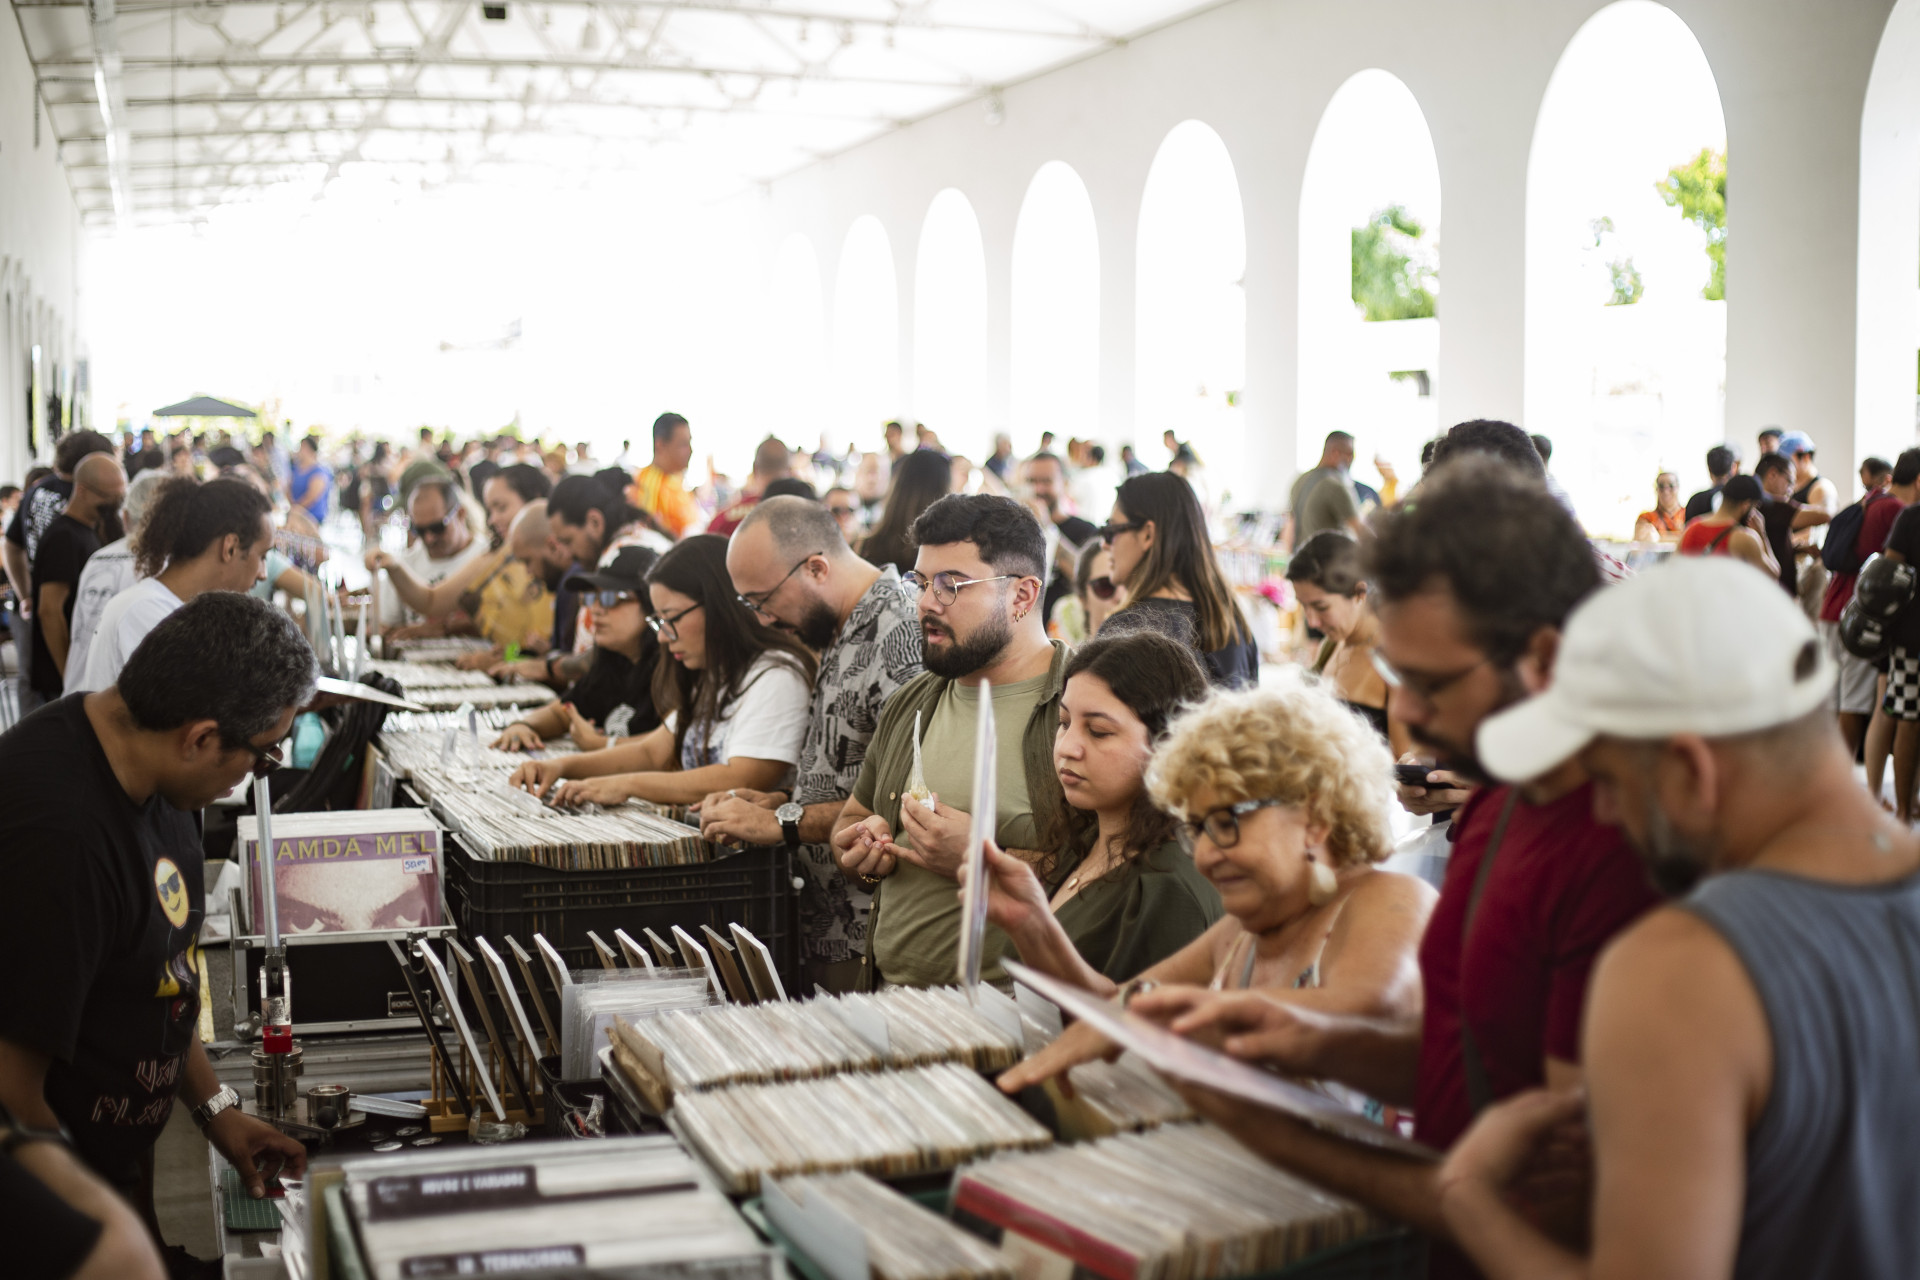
[564,544,658,596]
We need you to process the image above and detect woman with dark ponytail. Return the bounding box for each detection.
[71,477,275,693]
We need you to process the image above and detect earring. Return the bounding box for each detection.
[1306,850,1339,907]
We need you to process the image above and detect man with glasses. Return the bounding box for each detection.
[0,593,316,1274]
[1150,457,1656,1279]
[27,454,126,711]
[374,477,489,636]
[702,497,922,992]
[830,494,1071,990]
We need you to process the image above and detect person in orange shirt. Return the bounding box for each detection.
[629,412,699,537]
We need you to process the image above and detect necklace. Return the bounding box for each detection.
[1063,847,1121,893]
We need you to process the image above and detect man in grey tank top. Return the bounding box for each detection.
[1433,556,1920,1280]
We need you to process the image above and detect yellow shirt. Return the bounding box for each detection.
[475,559,553,651]
[629,464,699,538]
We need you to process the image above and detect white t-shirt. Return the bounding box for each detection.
[73,577,184,694]
[376,535,491,627]
[664,652,812,780]
[65,537,138,686]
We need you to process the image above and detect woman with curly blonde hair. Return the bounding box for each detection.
[1000,672,1435,1107]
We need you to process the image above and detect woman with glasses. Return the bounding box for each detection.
[998,675,1436,1114]
[856,448,951,573]
[509,535,816,806]
[1632,471,1686,544]
[1046,541,1127,646]
[1285,531,1410,756]
[965,631,1221,987]
[1097,471,1259,689]
[492,546,664,753]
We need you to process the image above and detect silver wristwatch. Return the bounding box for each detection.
[776,801,804,849]
[191,1084,241,1130]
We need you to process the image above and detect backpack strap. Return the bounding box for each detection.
[1708,524,1738,553]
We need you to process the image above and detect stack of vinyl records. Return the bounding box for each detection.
[612,987,1024,1102]
[950,1124,1379,1279]
[1056,1056,1194,1135]
[421,774,713,869]
[334,1134,778,1280]
[382,708,531,734]
[560,969,715,1080]
[405,682,560,710]
[768,1172,1013,1280]
[669,1062,1052,1194]
[376,729,576,784]
[365,661,500,690]
[385,636,496,663]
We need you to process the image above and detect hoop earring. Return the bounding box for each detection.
[1306,849,1339,907]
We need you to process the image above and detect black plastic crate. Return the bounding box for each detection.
[441,834,799,994]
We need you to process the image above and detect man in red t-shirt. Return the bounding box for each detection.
[707,436,792,538]
[1817,455,1901,755]
[1129,440,1657,1277]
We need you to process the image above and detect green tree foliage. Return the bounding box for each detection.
[1655,147,1727,301]
[1351,205,1437,321]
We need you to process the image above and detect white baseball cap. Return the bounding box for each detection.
[1476,557,1835,783]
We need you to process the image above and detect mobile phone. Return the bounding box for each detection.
[1393,764,1434,788]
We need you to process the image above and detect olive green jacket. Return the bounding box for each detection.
[853,640,1072,989]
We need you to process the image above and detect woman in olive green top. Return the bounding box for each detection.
[973,631,1222,990]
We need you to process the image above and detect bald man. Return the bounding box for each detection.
[28,455,126,707]
[703,496,924,991]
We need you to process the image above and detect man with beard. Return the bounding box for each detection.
[830,494,1068,990]
[1120,457,1657,1277]
[1439,557,1920,1280]
[701,497,922,992]
[1019,452,1097,621]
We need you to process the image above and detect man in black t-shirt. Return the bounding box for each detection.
[0,593,315,1266]
[1683,443,1740,522]
[27,456,124,710]
[1017,452,1097,622]
[1754,452,1832,597]
[4,431,116,706]
[1874,460,1920,821]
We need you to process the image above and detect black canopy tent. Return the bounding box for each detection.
[152,396,256,418]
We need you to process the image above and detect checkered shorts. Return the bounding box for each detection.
[1886,648,1920,722]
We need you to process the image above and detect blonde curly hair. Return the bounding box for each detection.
[1146,671,1395,867]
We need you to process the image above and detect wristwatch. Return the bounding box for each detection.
[776,801,804,849]
[191,1085,241,1130]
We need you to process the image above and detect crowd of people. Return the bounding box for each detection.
[1,405,1917,1280]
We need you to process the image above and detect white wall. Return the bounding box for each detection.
[0,15,85,484]
[762,0,1905,507]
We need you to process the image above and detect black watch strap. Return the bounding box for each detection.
[1,1120,73,1158]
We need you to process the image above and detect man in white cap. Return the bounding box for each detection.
[1437,556,1920,1280]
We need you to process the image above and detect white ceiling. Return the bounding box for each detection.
[12,0,1224,228]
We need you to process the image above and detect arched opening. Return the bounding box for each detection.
[1856,0,1920,468]
[1525,0,1727,536]
[1296,68,1442,493]
[1136,120,1246,498]
[765,232,829,445]
[1010,161,1101,454]
[912,189,989,462]
[831,215,901,439]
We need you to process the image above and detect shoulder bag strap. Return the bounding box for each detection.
[1708,523,1737,553]
[1459,790,1522,1117]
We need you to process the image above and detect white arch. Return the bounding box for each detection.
[1855,0,1920,469]
[831,215,901,437]
[765,232,829,442]
[1010,161,1101,453]
[911,189,990,460]
[1136,120,1246,484]
[1296,68,1443,480]
[1525,0,1727,536]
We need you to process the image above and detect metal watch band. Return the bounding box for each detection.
[191,1084,241,1129]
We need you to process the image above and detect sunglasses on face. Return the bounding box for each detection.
[412,515,452,537]
[1098,520,1142,544]
[1175,798,1286,853]
[1087,576,1118,601]
[589,590,638,610]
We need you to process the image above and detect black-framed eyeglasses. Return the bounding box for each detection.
[1176,798,1286,852]
[1087,575,1118,601]
[589,589,639,610]
[1370,650,1493,703]
[412,515,451,537]
[245,741,285,779]
[736,552,821,619]
[827,505,857,520]
[901,569,1017,606]
[647,601,703,641]
[1098,520,1142,544]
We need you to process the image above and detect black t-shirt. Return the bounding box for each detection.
[29,515,102,696]
[1684,484,1723,523]
[1881,506,1920,651]
[1,1153,103,1278]
[1099,596,1260,690]
[0,695,206,1184]
[1044,515,1098,621]
[562,642,664,738]
[6,476,74,561]
[1759,496,1802,596]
